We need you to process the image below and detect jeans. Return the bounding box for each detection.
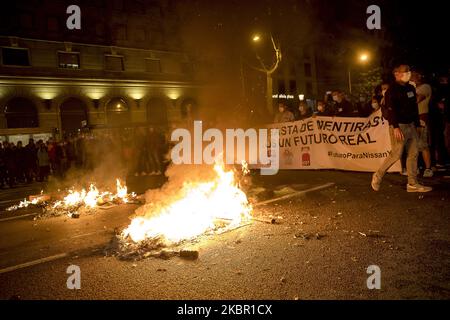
[376,122,419,185]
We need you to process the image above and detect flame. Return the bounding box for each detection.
[116,179,128,203]
[53,180,131,209]
[7,179,135,213]
[241,160,250,175]
[6,197,40,211]
[122,163,252,244]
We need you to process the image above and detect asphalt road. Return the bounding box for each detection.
[0,170,449,299]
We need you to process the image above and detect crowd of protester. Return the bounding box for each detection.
[274,70,450,174]
[0,126,168,188]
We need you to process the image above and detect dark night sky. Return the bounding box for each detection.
[320,0,449,73]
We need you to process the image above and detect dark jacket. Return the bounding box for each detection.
[334,99,354,117]
[384,81,420,128]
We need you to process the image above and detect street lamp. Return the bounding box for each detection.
[252,34,261,42]
[348,52,370,95]
[359,53,369,62]
[250,33,282,114]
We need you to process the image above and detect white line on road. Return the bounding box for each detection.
[59,230,109,241]
[254,182,335,207]
[0,213,39,222]
[0,228,112,274]
[0,198,26,205]
[0,253,69,275]
[0,183,335,275]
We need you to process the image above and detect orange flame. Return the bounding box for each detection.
[122,163,252,244]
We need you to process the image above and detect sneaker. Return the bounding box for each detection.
[423,169,434,178]
[407,183,432,193]
[371,173,381,191]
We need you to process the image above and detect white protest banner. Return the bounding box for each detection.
[266,110,401,172]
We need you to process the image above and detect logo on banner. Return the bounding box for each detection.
[301,147,311,166]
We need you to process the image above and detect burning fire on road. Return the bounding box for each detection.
[6,179,137,218]
[115,162,253,259]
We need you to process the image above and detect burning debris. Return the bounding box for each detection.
[6,179,137,218]
[113,162,253,260]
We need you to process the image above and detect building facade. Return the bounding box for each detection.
[0,0,200,143]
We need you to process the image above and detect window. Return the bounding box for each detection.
[306,82,313,95]
[145,58,161,73]
[105,55,124,71]
[1,47,30,66]
[4,97,38,128]
[58,52,80,69]
[304,63,312,77]
[289,80,297,93]
[106,97,130,126]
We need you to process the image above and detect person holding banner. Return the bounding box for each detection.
[371,64,432,193]
[274,101,295,123]
[297,101,313,120]
[314,100,332,116]
[331,90,354,117]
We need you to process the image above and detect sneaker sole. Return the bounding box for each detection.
[407,189,432,193]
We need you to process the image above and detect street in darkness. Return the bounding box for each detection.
[0,0,449,313]
[0,170,449,299]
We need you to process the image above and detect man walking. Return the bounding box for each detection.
[411,71,433,177]
[372,64,432,193]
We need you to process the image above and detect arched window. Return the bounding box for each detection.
[60,98,87,136]
[147,98,168,127]
[106,97,130,127]
[4,97,39,128]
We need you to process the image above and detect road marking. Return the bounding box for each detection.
[0,213,39,222]
[254,182,335,207]
[0,198,26,205]
[0,253,69,274]
[59,230,108,241]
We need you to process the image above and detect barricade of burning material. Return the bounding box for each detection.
[110,162,253,260]
[5,179,139,218]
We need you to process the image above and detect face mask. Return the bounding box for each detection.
[372,102,379,109]
[401,71,411,82]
